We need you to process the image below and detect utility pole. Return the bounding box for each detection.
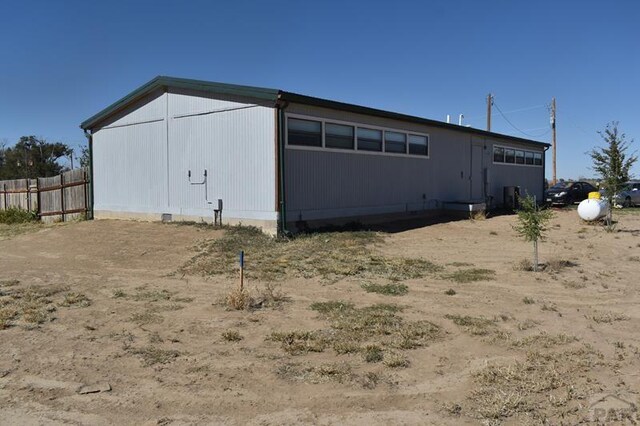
[551,97,557,185]
[486,93,493,132]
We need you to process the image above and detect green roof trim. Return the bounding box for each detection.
[80,75,550,148]
[79,76,280,130]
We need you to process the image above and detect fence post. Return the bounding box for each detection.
[36,178,41,218]
[3,183,6,211]
[60,173,65,222]
[26,179,31,212]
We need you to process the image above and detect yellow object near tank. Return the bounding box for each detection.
[588,191,601,200]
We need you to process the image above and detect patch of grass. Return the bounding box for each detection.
[361,282,408,296]
[268,330,327,355]
[0,222,43,240]
[444,288,456,296]
[383,351,409,368]
[469,346,604,422]
[0,307,18,329]
[132,289,173,302]
[172,296,194,303]
[0,280,20,287]
[222,330,243,342]
[517,319,539,331]
[59,292,91,308]
[445,314,496,336]
[112,289,127,298]
[130,311,163,325]
[511,332,578,349]
[448,262,474,267]
[470,210,486,221]
[276,362,354,384]
[307,301,441,355]
[514,258,533,271]
[227,287,251,310]
[586,311,630,324]
[443,268,495,283]
[544,259,578,273]
[362,345,384,363]
[182,225,441,282]
[562,281,586,289]
[0,207,37,224]
[489,231,498,236]
[253,283,289,308]
[131,346,181,366]
[0,285,84,329]
[522,297,535,305]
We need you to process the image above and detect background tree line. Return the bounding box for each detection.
[0,136,89,180]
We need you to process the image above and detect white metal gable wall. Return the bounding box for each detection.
[91,89,277,221]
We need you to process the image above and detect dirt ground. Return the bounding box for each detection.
[1,209,640,425]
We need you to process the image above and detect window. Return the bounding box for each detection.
[525,151,534,165]
[385,131,406,153]
[325,123,354,149]
[408,134,428,156]
[357,128,382,151]
[533,152,542,166]
[493,146,505,162]
[288,118,321,147]
[505,149,515,163]
[515,150,525,164]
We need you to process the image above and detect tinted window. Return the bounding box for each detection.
[325,123,354,150]
[515,150,525,164]
[385,131,406,153]
[357,128,382,151]
[525,151,534,165]
[288,118,322,147]
[505,149,515,163]
[408,134,428,155]
[493,146,505,162]
[533,152,543,166]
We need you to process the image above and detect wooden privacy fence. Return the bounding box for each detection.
[0,168,90,222]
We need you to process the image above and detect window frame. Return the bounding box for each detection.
[325,122,355,150]
[492,144,544,168]
[285,113,430,159]
[286,117,323,147]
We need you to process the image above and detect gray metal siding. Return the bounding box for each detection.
[284,103,544,220]
[488,139,545,203]
[92,89,277,221]
[93,92,169,213]
[167,89,276,220]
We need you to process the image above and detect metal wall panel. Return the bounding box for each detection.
[92,89,277,221]
[166,89,277,220]
[284,103,544,220]
[93,119,168,212]
[95,89,166,130]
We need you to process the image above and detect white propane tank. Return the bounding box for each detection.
[577,198,609,221]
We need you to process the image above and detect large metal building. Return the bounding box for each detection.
[80,76,549,234]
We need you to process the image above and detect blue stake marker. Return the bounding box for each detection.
[239,250,245,291]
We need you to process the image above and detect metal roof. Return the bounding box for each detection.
[80,76,550,147]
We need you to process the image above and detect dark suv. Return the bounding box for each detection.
[545,181,597,206]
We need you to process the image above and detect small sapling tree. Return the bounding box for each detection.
[589,122,637,231]
[513,195,554,272]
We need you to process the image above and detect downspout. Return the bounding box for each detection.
[276,96,289,236]
[542,145,549,205]
[83,129,94,219]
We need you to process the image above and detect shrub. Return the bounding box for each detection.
[0,207,37,224]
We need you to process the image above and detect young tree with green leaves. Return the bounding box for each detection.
[513,195,554,272]
[589,122,637,230]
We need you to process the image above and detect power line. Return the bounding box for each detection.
[493,101,550,139]
[465,104,546,121]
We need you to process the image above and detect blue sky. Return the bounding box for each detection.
[0,0,638,179]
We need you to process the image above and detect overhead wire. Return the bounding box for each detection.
[493,101,551,139]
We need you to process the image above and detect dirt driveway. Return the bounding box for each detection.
[1,212,639,425]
